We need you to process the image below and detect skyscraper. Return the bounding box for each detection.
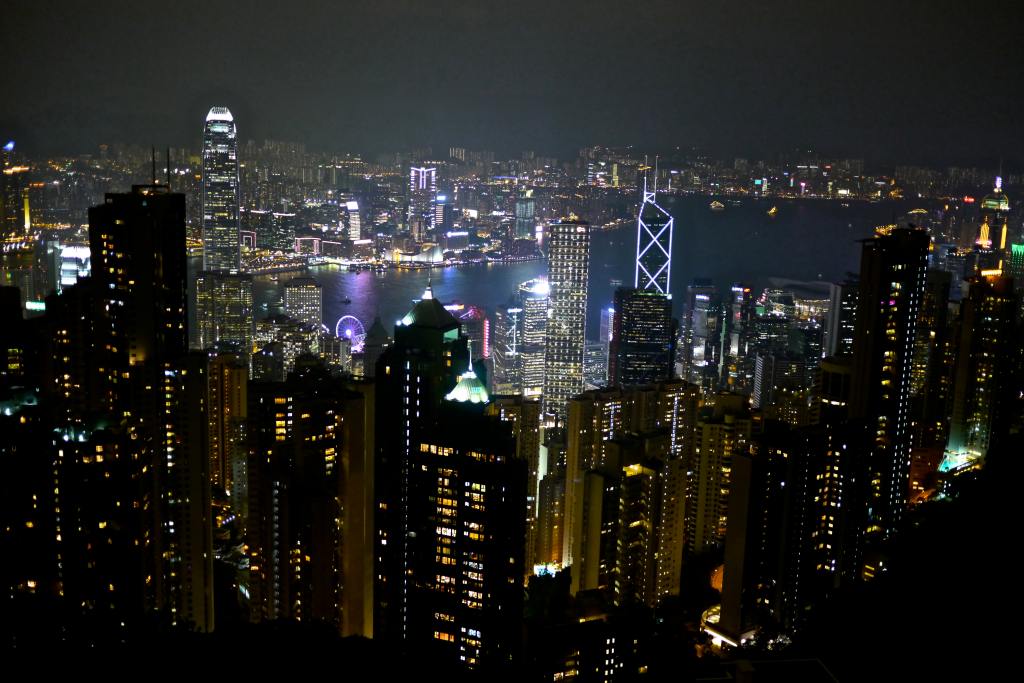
[519,278,549,397]
[543,218,590,419]
[635,180,673,295]
[849,226,929,538]
[515,189,536,239]
[608,288,676,386]
[946,274,1018,465]
[408,166,438,239]
[283,276,323,329]
[202,107,241,272]
[195,271,255,358]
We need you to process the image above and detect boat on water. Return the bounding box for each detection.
[767,206,778,217]
[710,200,725,211]
[342,297,352,305]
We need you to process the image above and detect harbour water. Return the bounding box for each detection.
[246,196,933,339]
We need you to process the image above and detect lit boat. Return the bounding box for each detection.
[767,206,778,217]
[710,200,725,211]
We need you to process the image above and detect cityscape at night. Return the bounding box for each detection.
[2,1,1022,679]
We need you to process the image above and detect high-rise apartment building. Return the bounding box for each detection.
[849,227,929,538]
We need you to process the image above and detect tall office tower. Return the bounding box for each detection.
[1007,243,1024,290]
[751,352,810,426]
[685,393,754,555]
[849,227,929,538]
[208,352,248,498]
[634,179,673,294]
[825,279,859,357]
[360,315,390,378]
[195,271,255,358]
[608,288,676,386]
[406,399,526,672]
[408,166,438,238]
[492,301,522,394]
[723,283,756,392]
[374,284,468,644]
[599,305,615,345]
[519,278,549,397]
[202,107,241,272]
[283,276,323,329]
[246,363,374,636]
[680,279,717,385]
[515,189,536,239]
[583,340,609,388]
[946,274,1018,465]
[543,218,590,419]
[448,302,489,360]
[486,396,542,572]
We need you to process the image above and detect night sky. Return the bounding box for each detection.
[3,0,1022,163]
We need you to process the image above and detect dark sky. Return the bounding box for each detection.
[3,0,1022,164]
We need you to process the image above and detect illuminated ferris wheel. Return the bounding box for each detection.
[335,315,366,352]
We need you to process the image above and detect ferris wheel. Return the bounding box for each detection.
[335,315,367,352]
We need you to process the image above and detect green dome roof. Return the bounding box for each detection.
[444,340,489,404]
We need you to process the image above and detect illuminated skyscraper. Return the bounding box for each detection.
[976,177,1010,271]
[283,276,323,329]
[519,278,549,397]
[202,107,241,272]
[946,274,1018,465]
[608,288,676,386]
[849,227,929,538]
[635,180,673,294]
[408,166,438,238]
[543,219,590,418]
[515,189,536,239]
[195,271,255,359]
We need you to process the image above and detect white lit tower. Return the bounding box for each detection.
[408,166,438,239]
[202,107,241,272]
[634,168,673,294]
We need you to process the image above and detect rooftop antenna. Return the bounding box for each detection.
[166,148,172,189]
[653,155,659,195]
[151,146,157,184]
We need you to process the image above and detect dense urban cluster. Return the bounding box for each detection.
[2,109,1023,680]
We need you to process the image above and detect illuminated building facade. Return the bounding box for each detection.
[849,227,929,537]
[492,302,522,394]
[680,279,717,386]
[519,278,549,397]
[543,219,590,418]
[246,365,374,636]
[283,276,323,329]
[634,181,673,295]
[515,190,536,238]
[947,274,1018,463]
[202,107,241,272]
[208,352,247,496]
[406,403,526,671]
[195,271,255,359]
[608,287,676,386]
[408,166,438,238]
[486,395,542,571]
[685,394,753,555]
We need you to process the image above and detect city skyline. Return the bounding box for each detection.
[2,3,1022,679]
